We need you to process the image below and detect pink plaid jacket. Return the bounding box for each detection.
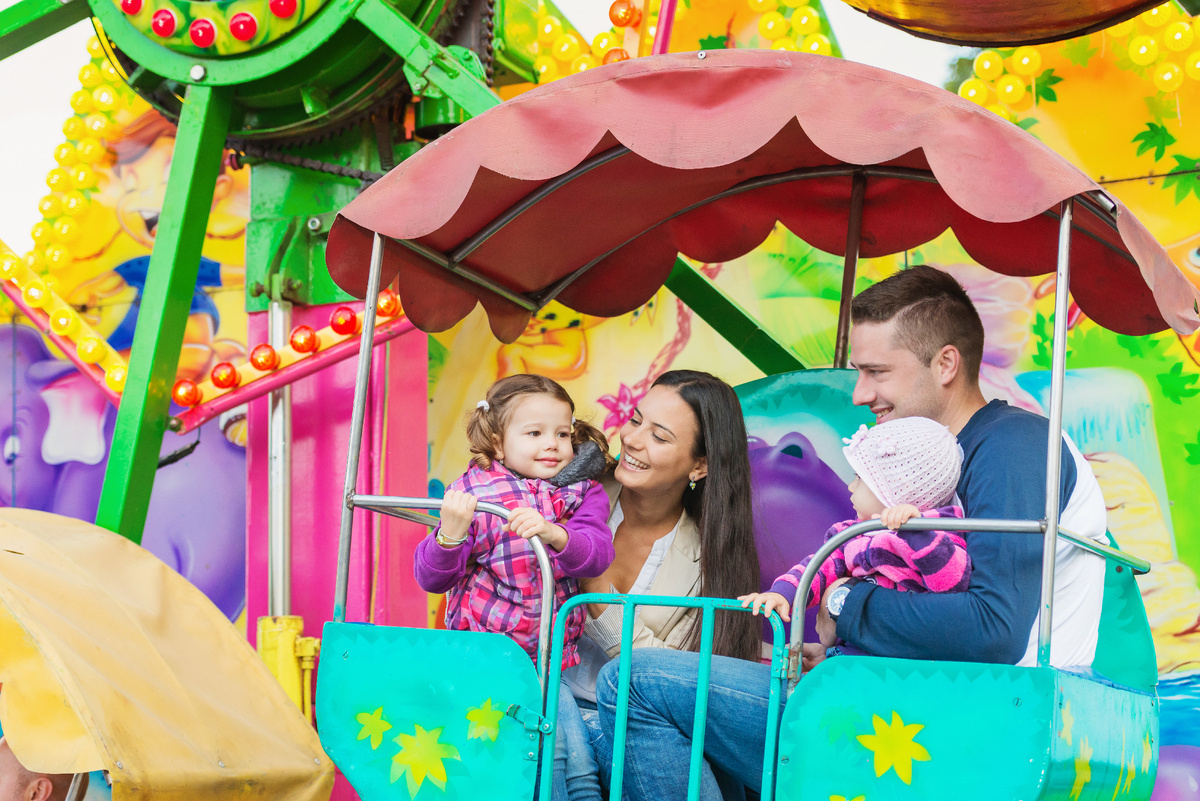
[442,464,593,668]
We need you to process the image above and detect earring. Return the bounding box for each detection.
[689,477,697,490]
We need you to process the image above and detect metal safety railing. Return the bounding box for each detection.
[539,595,790,801]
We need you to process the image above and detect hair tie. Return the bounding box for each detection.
[476,400,490,412]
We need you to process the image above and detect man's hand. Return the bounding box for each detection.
[800,643,827,673]
[878,504,921,530]
[438,490,477,547]
[817,578,850,648]
[506,507,569,552]
[737,591,792,622]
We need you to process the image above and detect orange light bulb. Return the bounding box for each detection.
[376,288,401,317]
[211,362,241,389]
[289,324,319,353]
[171,379,202,407]
[250,343,280,370]
[330,306,360,335]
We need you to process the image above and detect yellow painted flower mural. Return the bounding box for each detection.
[466,699,505,742]
[855,711,931,785]
[390,724,462,796]
[356,707,392,749]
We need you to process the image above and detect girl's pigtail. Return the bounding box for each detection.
[466,403,500,469]
[571,419,616,469]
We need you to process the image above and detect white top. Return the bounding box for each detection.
[563,501,681,702]
[1017,433,1110,668]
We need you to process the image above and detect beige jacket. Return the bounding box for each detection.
[584,482,702,657]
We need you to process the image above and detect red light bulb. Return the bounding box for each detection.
[608,0,640,28]
[330,306,360,336]
[121,0,142,14]
[151,8,177,37]
[229,12,258,41]
[189,19,216,48]
[269,0,297,17]
[172,379,202,407]
[211,362,240,389]
[289,324,319,353]
[603,47,631,64]
[376,288,400,317]
[249,343,279,371]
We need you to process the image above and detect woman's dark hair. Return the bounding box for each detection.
[467,374,614,472]
[653,370,762,663]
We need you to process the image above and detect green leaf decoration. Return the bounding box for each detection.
[698,33,727,49]
[1156,362,1200,404]
[1185,432,1200,466]
[1060,36,1098,67]
[1145,94,1180,124]
[1162,155,1200,204]
[1016,117,1039,132]
[1133,123,1177,162]
[1034,68,1063,103]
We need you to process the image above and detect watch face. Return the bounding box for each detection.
[828,587,849,616]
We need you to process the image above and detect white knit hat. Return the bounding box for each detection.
[842,417,963,511]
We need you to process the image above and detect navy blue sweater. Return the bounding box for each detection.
[837,401,1077,664]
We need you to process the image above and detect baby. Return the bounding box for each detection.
[741,416,970,653]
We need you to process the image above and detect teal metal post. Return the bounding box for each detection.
[95,84,234,542]
[0,0,89,60]
[664,258,805,376]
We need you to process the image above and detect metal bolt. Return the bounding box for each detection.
[697,51,706,59]
[343,651,349,659]
[218,761,225,768]
[189,64,206,82]
[1116,565,1124,573]
[116,762,123,769]
[527,752,535,759]
[315,758,321,764]
[1013,697,1022,707]
[307,217,322,232]
[781,756,789,764]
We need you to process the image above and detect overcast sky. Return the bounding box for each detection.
[0,1,959,254]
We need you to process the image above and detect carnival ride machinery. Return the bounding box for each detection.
[317,50,1200,801]
[0,0,537,550]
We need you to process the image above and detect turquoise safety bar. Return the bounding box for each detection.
[538,594,790,801]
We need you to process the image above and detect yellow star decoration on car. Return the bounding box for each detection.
[390,725,462,797]
[1070,736,1093,801]
[1059,700,1074,746]
[829,795,865,801]
[1142,733,1153,774]
[355,707,392,750]
[855,711,930,785]
[466,699,506,742]
[1124,752,1137,793]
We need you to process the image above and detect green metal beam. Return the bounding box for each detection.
[354,0,500,118]
[95,84,233,542]
[664,257,805,376]
[0,0,90,60]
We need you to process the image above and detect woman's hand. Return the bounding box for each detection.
[878,504,921,530]
[737,591,792,622]
[438,490,477,547]
[506,507,569,552]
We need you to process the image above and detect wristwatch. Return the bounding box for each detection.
[826,578,863,623]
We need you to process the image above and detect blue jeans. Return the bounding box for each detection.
[595,650,772,801]
[553,684,611,801]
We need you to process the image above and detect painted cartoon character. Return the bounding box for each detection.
[0,324,246,619]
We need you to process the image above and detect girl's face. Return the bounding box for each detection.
[616,385,707,498]
[494,393,575,479]
[848,475,885,520]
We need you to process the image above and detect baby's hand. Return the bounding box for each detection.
[506,507,569,552]
[879,504,921,531]
[438,490,477,546]
[737,591,792,622]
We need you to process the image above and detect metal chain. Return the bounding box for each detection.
[230,145,385,182]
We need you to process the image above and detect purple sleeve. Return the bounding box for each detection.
[769,518,855,608]
[413,525,473,594]
[553,482,614,578]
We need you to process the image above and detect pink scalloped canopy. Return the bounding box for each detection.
[327,50,1200,344]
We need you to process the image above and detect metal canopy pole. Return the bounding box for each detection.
[1037,196,1075,667]
[833,170,867,368]
[333,233,384,622]
[267,298,293,616]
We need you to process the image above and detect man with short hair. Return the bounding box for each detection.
[595,265,1109,801]
[0,738,86,801]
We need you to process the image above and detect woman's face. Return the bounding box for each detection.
[616,385,707,498]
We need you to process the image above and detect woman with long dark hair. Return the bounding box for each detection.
[555,370,761,801]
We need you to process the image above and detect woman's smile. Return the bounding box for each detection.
[622,452,650,471]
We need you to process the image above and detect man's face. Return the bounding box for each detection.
[849,319,943,425]
[0,739,40,801]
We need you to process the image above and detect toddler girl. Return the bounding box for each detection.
[414,374,615,669]
[741,416,971,651]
